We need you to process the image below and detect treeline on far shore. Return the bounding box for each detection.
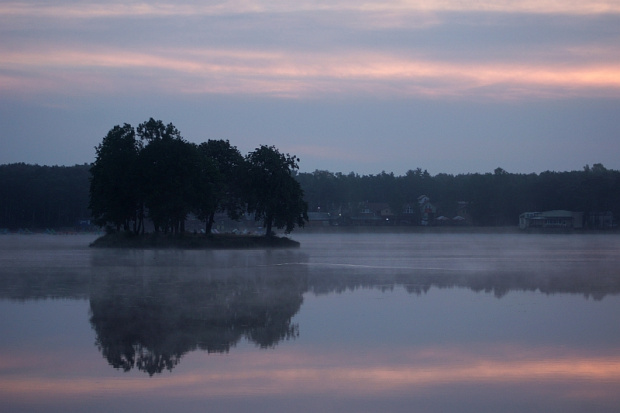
[0,163,91,230]
[0,162,619,231]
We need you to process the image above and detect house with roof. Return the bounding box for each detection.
[307,211,333,226]
[348,202,394,225]
[519,210,584,230]
[418,195,436,226]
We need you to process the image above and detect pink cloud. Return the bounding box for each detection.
[2,1,620,20]
[2,46,619,100]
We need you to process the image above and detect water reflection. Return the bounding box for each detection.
[1,234,620,412]
[298,233,620,300]
[3,263,618,302]
[2,235,619,304]
[89,250,308,375]
[306,263,620,300]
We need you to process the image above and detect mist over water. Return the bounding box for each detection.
[1,232,619,412]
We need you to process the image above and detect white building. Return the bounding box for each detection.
[519,210,584,230]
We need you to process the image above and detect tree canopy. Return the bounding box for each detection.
[0,163,90,230]
[2,122,618,232]
[197,140,245,234]
[244,145,309,236]
[87,119,309,235]
[89,123,141,232]
[295,164,620,227]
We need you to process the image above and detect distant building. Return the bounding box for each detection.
[455,201,472,225]
[519,210,584,230]
[349,202,389,225]
[418,195,436,226]
[368,203,394,222]
[307,212,333,226]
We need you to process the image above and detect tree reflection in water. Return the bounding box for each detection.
[2,235,620,377]
[2,235,620,413]
[89,250,308,375]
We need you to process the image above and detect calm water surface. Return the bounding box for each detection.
[1,232,620,412]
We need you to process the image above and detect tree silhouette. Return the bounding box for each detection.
[89,124,142,232]
[197,140,246,233]
[138,134,203,234]
[244,145,308,235]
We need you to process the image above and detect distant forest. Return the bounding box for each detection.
[1,162,619,230]
[0,163,91,230]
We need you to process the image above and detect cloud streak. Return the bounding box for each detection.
[2,1,620,19]
[1,0,619,172]
[2,0,619,101]
[2,47,619,99]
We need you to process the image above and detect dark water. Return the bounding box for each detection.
[1,232,620,412]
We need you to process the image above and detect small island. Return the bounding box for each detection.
[90,232,300,249]
[88,119,308,249]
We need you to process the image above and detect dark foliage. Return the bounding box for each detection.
[296,164,620,226]
[244,145,309,235]
[3,141,618,231]
[88,119,308,235]
[197,140,246,234]
[0,163,90,229]
[89,124,142,232]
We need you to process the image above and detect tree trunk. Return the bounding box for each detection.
[205,212,215,234]
[265,214,273,237]
[138,205,145,234]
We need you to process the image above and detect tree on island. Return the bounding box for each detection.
[137,119,207,234]
[89,124,142,232]
[244,145,308,236]
[89,120,308,236]
[197,140,246,234]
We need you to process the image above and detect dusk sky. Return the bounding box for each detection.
[1,0,619,175]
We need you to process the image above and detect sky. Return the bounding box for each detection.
[1,0,619,176]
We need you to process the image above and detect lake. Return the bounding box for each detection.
[1,232,620,412]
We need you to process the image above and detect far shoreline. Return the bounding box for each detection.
[295,225,619,235]
[295,225,521,234]
[1,225,617,243]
